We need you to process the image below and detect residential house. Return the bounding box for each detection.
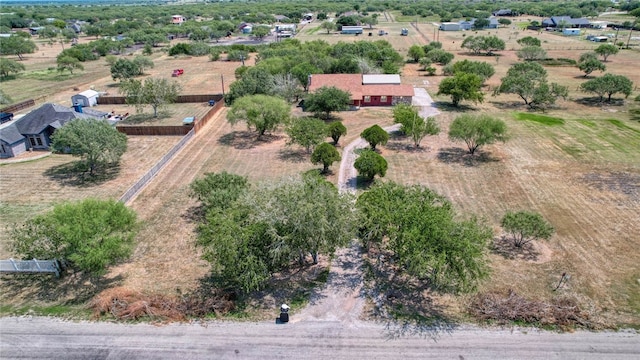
[459,17,500,30]
[172,15,185,25]
[274,15,290,23]
[492,9,513,16]
[542,16,591,28]
[308,74,413,108]
[0,103,107,158]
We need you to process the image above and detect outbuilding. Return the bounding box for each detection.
[341,26,363,34]
[563,28,581,36]
[439,22,461,31]
[71,90,99,107]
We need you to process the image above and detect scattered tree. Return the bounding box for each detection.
[427,49,455,65]
[580,73,633,102]
[304,86,351,119]
[286,117,328,153]
[577,52,606,77]
[517,46,547,61]
[408,45,426,63]
[0,35,38,60]
[227,94,290,139]
[252,25,271,39]
[501,210,554,248]
[445,59,495,83]
[354,149,387,180]
[10,198,137,276]
[132,56,154,74]
[495,61,568,109]
[361,124,389,150]
[121,78,181,117]
[0,57,25,78]
[517,36,541,47]
[320,21,336,34]
[448,114,507,155]
[594,43,619,62]
[498,18,512,27]
[327,121,347,145]
[110,58,140,81]
[393,103,440,148]
[56,55,83,74]
[437,72,484,107]
[51,119,128,175]
[311,142,341,173]
[462,35,505,56]
[473,18,491,30]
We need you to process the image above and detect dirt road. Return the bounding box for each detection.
[1,316,638,359]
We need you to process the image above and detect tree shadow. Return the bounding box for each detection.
[432,101,476,112]
[491,236,541,261]
[385,140,431,153]
[631,109,640,122]
[488,100,527,110]
[362,251,459,340]
[217,131,281,150]
[44,161,121,187]
[278,148,308,163]
[574,97,625,107]
[355,175,375,190]
[437,147,498,167]
[0,271,125,305]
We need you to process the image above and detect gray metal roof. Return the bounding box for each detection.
[15,103,91,135]
[0,123,24,145]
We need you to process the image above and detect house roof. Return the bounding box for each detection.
[76,89,99,98]
[493,9,512,16]
[308,74,414,100]
[545,16,591,26]
[15,103,94,135]
[0,122,24,145]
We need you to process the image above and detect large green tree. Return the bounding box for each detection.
[51,119,128,175]
[444,59,495,83]
[195,174,355,293]
[437,72,484,107]
[392,104,440,148]
[360,124,389,150]
[517,36,541,47]
[304,86,351,119]
[0,57,25,78]
[516,46,547,61]
[356,182,491,292]
[495,61,568,109]
[0,34,37,60]
[286,117,328,153]
[594,43,619,62]
[448,114,507,155]
[580,73,633,102]
[311,142,341,173]
[119,77,181,118]
[577,52,606,77]
[227,94,290,139]
[56,55,83,74]
[10,199,137,276]
[190,171,249,213]
[327,121,347,145]
[110,58,141,81]
[501,210,554,248]
[354,149,387,180]
[461,35,505,56]
[408,45,426,63]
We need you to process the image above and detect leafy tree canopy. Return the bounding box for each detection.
[360,124,389,150]
[227,94,290,138]
[311,142,341,173]
[354,149,387,180]
[501,210,554,248]
[10,199,137,276]
[448,114,507,155]
[304,86,351,119]
[437,72,484,107]
[286,116,328,154]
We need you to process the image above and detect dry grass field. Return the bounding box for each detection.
[1,19,639,326]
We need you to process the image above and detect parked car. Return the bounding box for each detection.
[172,69,184,77]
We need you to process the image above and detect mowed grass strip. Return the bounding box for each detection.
[514,113,565,126]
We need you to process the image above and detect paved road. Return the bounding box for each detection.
[1,317,638,359]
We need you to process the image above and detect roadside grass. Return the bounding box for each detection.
[0,303,92,318]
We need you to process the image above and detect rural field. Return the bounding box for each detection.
[1,11,639,327]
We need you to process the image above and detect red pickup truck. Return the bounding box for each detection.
[172,69,184,77]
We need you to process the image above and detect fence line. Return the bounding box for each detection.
[119,128,195,205]
[1,99,36,114]
[116,125,192,136]
[97,94,223,106]
[0,258,61,277]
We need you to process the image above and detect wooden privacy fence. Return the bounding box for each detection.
[116,125,192,136]
[97,94,223,105]
[119,128,195,204]
[1,99,36,114]
[0,258,61,277]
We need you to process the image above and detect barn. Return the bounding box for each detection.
[439,22,461,31]
[71,90,99,107]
